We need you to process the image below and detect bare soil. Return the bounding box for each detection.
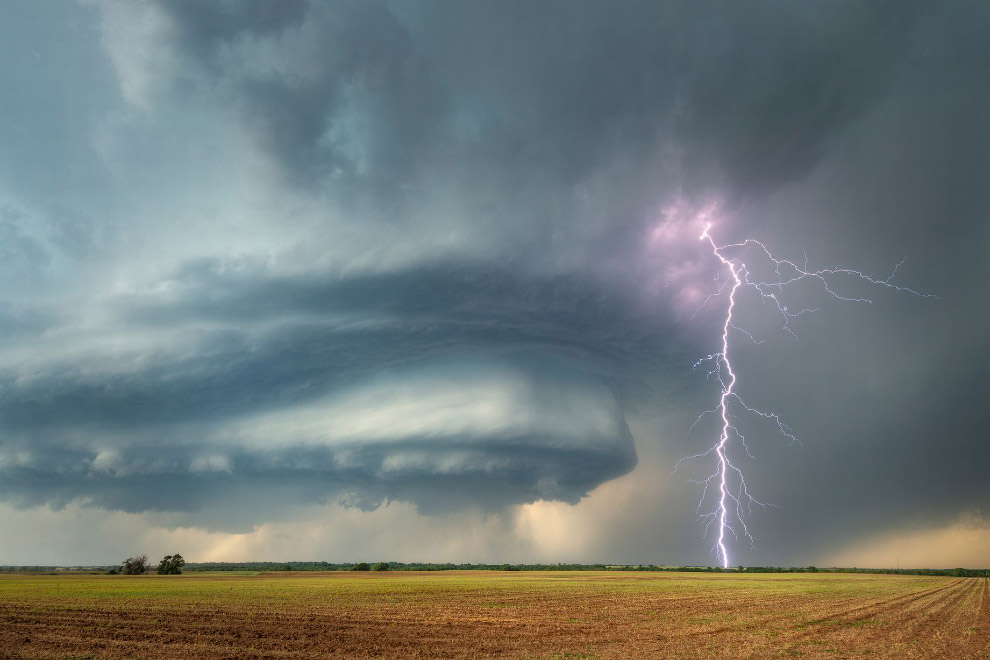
[1,572,987,659]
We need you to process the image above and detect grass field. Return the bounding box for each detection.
[1,571,987,658]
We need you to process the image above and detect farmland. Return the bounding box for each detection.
[1,571,987,659]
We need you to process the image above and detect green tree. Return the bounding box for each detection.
[121,555,150,575]
[156,554,186,575]
[372,562,389,571]
[352,562,371,571]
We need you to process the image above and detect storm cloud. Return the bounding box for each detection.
[0,0,987,566]
[0,261,653,523]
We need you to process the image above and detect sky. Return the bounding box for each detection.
[1,0,987,569]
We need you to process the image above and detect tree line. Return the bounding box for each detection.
[3,562,986,578]
[172,562,990,577]
[106,554,186,575]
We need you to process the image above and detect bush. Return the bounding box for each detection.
[372,562,389,572]
[121,555,150,575]
[352,562,371,571]
[156,554,186,575]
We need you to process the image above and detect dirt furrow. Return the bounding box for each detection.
[981,577,990,623]
[884,578,978,655]
[777,578,988,660]
[799,578,961,627]
[3,573,986,659]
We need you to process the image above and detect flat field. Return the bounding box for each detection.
[1,571,987,659]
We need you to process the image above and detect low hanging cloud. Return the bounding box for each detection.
[0,259,653,527]
[0,358,636,526]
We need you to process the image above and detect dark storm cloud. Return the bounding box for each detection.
[154,0,448,192]
[159,0,309,49]
[1,262,677,430]
[121,258,675,354]
[150,0,925,201]
[3,430,636,528]
[0,262,651,522]
[0,0,987,564]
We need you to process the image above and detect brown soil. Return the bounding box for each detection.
[0,573,987,659]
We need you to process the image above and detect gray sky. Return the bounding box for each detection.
[1,0,987,568]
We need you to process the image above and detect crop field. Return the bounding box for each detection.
[0,571,987,659]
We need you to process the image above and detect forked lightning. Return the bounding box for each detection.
[682,222,931,568]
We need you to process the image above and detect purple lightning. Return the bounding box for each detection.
[679,222,932,568]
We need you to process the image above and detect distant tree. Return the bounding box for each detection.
[372,562,389,572]
[121,555,150,575]
[352,562,371,571]
[156,554,186,575]
[807,566,818,573]
[282,564,293,571]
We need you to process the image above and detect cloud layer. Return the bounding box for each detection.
[0,0,987,566]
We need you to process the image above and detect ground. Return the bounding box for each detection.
[1,571,987,658]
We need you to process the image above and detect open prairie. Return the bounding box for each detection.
[1,571,987,659]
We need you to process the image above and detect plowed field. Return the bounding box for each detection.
[1,571,987,658]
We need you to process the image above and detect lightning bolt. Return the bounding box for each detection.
[679,222,933,568]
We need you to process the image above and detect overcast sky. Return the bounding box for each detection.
[1,0,987,569]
